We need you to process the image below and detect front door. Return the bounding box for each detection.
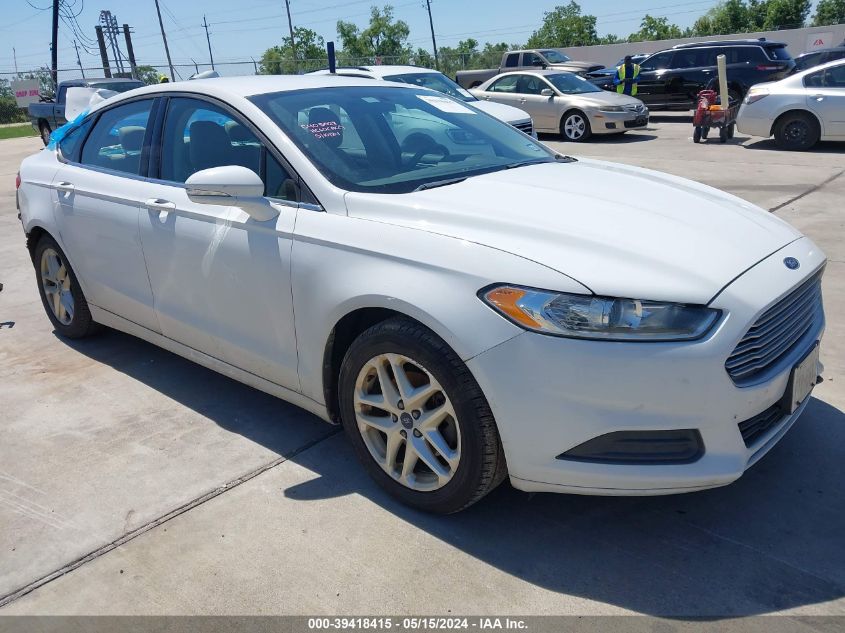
[139,96,302,390]
[636,51,675,106]
[513,75,560,130]
[51,97,160,332]
[807,65,845,138]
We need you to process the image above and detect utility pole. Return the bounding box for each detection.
[13,47,19,75]
[202,15,215,70]
[95,26,112,77]
[73,40,85,78]
[154,0,176,81]
[51,0,59,87]
[123,25,138,79]
[424,0,439,70]
[284,0,296,60]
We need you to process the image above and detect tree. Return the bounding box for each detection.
[628,15,684,41]
[260,27,326,74]
[812,0,845,25]
[526,2,599,48]
[337,5,412,64]
[762,0,811,29]
[135,65,160,85]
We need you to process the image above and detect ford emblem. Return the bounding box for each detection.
[784,257,800,270]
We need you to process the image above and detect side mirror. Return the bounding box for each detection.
[185,165,278,221]
[531,59,544,67]
[540,88,554,97]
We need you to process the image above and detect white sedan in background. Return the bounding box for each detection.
[309,65,536,136]
[18,76,824,513]
[738,58,845,150]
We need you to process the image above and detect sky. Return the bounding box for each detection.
[0,0,817,77]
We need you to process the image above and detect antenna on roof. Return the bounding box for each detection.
[327,41,336,74]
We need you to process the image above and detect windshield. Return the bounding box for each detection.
[384,72,477,102]
[250,86,555,194]
[546,73,602,94]
[540,50,571,63]
[91,81,144,93]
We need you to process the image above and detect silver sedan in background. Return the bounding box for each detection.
[470,70,649,142]
[738,58,845,151]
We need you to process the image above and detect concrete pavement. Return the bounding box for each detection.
[1,117,844,617]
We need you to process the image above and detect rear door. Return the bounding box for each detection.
[51,97,160,332]
[138,95,303,390]
[671,47,712,106]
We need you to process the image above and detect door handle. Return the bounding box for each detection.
[519,98,527,103]
[145,198,176,212]
[813,94,824,101]
[55,181,74,193]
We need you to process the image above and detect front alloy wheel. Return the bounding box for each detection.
[338,317,506,513]
[561,111,591,142]
[354,353,460,491]
[40,247,74,325]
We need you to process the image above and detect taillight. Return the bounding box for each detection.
[15,172,21,190]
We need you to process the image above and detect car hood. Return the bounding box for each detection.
[471,99,531,124]
[552,61,605,73]
[571,91,645,108]
[344,160,801,304]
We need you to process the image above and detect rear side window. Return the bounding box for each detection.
[80,99,153,175]
[766,46,792,61]
[674,48,710,68]
[488,75,519,92]
[504,54,519,68]
[58,117,94,162]
[728,47,767,64]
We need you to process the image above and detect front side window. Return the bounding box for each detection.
[488,75,519,93]
[504,54,519,68]
[640,51,674,71]
[250,86,555,194]
[822,64,845,87]
[516,75,549,95]
[159,97,296,200]
[80,99,153,175]
[58,117,94,162]
[523,53,542,67]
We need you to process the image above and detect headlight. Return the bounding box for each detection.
[481,285,721,341]
[598,105,625,112]
[744,90,768,105]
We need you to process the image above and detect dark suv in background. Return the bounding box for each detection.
[588,39,795,109]
[791,46,845,74]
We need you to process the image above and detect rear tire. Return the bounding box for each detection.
[34,235,99,339]
[560,110,592,142]
[39,122,51,146]
[338,316,507,514]
[774,112,820,151]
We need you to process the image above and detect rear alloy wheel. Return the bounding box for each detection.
[39,123,51,146]
[338,317,506,513]
[774,112,820,151]
[561,111,591,142]
[34,235,99,338]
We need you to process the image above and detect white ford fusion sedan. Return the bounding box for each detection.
[17,76,825,513]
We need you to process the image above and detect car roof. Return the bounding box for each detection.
[786,56,845,80]
[796,47,845,57]
[87,74,409,113]
[310,65,439,79]
[492,69,573,78]
[673,39,785,49]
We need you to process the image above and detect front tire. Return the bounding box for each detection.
[338,317,506,513]
[560,110,592,142]
[34,235,99,339]
[774,112,820,151]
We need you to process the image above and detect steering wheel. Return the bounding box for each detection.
[402,134,450,168]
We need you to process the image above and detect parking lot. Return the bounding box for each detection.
[1,113,844,617]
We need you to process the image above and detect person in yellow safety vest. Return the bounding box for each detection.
[613,55,640,96]
[158,74,170,83]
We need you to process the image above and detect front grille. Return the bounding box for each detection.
[738,403,784,447]
[726,271,823,386]
[513,120,533,136]
[624,118,647,128]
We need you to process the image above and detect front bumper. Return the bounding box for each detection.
[467,237,826,495]
[591,109,649,134]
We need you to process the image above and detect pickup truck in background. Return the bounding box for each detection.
[29,77,144,145]
[455,49,605,89]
